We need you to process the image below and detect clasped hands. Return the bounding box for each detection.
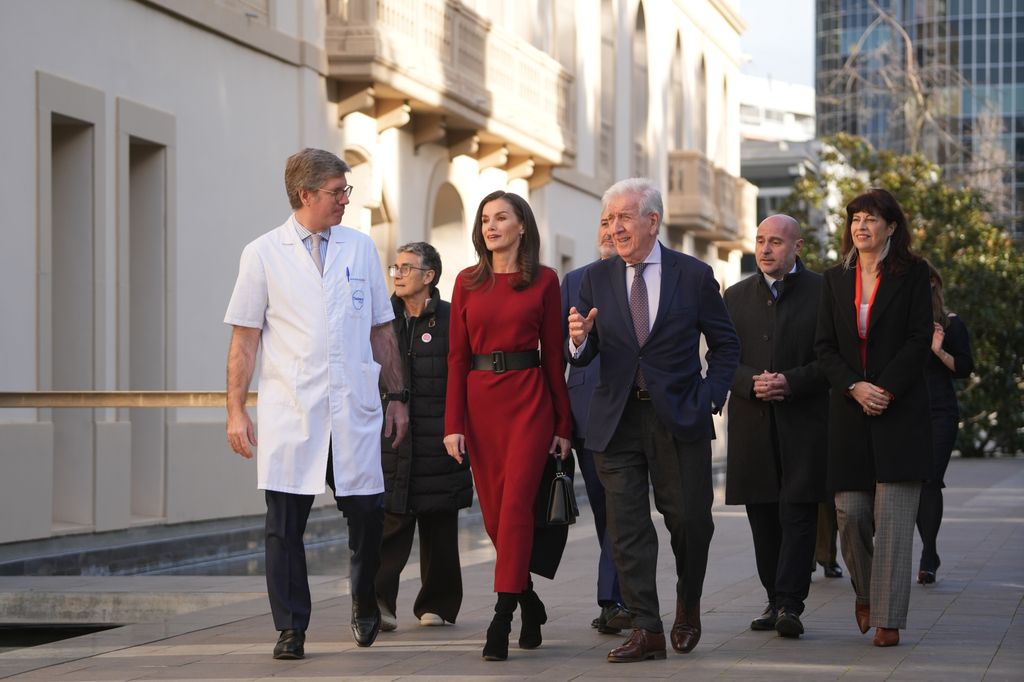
[849,381,892,417]
[752,370,790,402]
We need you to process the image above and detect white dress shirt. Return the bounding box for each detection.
[570,241,662,356]
[292,218,330,264]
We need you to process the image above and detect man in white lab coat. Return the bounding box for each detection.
[224,148,409,659]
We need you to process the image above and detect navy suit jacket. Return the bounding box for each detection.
[567,244,740,451]
[561,263,600,441]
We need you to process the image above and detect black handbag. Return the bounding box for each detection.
[530,453,575,578]
[542,456,579,526]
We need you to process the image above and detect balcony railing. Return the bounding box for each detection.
[666,151,757,250]
[714,167,738,241]
[325,0,574,168]
[666,150,717,236]
[717,177,758,253]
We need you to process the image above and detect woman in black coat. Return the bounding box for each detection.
[375,242,473,631]
[916,262,974,585]
[815,188,932,648]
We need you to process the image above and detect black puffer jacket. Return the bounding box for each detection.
[380,291,473,514]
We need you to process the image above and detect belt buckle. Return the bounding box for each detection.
[491,351,506,374]
[635,388,651,401]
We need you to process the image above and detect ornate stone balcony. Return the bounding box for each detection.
[666,150,756,251]
[714,166,738,241]
[325,0,575,181]
[666,150,716,234]
[718,177,758,253]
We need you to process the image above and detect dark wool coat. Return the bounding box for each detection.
[380,291,473,514]
[723,261,829,505]
[815,259,933,491]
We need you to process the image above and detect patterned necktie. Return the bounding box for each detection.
[770,280,779,299]
[630,262,649,388]
[309,233,324,275]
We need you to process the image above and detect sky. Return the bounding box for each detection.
[736,0,815,87]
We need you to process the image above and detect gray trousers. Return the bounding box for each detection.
[595,398,714,633]
[835,482,922,629]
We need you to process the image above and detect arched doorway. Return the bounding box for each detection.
[428,182,466,302]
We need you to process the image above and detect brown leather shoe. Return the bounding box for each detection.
[670,600,701,653]
[607,628,667,662]
[855,602,870,634]
[873,627,899,647]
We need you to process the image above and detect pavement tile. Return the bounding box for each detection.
[0,458,1020,681]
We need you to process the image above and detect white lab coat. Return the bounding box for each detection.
[224,216,394,495]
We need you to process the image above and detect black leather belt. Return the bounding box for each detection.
[471,350,540,374]
[633,388,652,401]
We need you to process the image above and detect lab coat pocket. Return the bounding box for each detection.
[259,359,301,408]
[358,361,383,411]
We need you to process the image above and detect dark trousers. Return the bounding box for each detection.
[814,499,839,565]
[916,410,958,572]
[745,500,818,613]
[574,439,623,606]
[265,447,384,632]
[595,397,714,633]
[374,509,463,623]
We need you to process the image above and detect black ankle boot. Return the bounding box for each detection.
[482,593,517,661]
[518,585,547,649]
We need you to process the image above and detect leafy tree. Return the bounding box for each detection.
[784,133,1024,456]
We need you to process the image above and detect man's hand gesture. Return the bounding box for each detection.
[567,306,598,346]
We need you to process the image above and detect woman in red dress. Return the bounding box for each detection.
[443,190,572,661]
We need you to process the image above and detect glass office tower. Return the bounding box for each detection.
[816,0,1023,236]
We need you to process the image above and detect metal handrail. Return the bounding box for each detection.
[0,391,256,408]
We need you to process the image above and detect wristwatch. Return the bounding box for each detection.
[381,389,410,403]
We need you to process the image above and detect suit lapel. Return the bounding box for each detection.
[835,267,858,337]
[868,268,906,333]
[608,258,634,346]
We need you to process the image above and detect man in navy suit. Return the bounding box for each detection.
[561,214,630,635]
[567,178,740,662]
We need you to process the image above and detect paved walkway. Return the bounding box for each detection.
[0,457,1021,681]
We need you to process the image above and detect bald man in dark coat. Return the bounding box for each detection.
[723,215,830,639]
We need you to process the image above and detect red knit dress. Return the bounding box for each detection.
[445,266,572,593]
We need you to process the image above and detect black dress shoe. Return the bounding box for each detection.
[595,603,631,634]
[750,605,778,631]
[774,608,804,638]
[273,629,305,659]
[351,597,381,647]
[917,569,936,584]
[819,560,843,578]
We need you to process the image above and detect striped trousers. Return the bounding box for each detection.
[835,482,921,630]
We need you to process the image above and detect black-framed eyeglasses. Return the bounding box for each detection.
[389,263,430,278]
[316,185,354,202]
